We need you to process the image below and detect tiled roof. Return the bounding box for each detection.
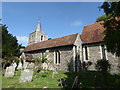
[24,33,79,52]
[81,21,105,43]
[81,17,120,43]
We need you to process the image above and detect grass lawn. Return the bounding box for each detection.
[2,69,120,89]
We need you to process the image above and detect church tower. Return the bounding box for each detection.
[28,19,48,45]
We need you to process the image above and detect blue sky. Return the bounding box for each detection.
[2,2,104,46]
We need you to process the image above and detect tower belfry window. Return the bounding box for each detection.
[41,35,43,41]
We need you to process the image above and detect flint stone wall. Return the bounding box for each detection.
[84,43,119,73]
[25,45,74,71]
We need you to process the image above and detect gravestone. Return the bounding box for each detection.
[23,61,29,69]
[52,71,58,79]
[71,76,81,89]
[27,62,35,68]
[59,78,67,88]
[4,66,15,77]
[19,69,33,83]
[17,61,23,70]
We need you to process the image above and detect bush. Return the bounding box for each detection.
[95,59,111,73]
[2,56,19,69]
[82,61,92,70]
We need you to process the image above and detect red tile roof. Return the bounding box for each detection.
[24,33,79,52]
[81,17,120,43]
[81,21,105,43]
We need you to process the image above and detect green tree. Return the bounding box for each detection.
[96,14,112,22]
[2,25,21,58]
[100,2,120,57]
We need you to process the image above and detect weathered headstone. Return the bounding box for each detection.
[27,62,35,68]
[17,61,23,70]
[23,61,28,69]
[71,76,81,89]
[59,78,67,88]
[19,69,33,83]
[4,66,15,77]
[52,71,58,79]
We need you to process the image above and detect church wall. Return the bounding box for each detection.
[25,45,74,71]
[107,52,119,73]
[49,45,73,71]
[82,43,119,73]
[84,44,101,70]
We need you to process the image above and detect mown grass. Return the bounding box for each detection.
[2,70,67,88]
[2,69,120,89]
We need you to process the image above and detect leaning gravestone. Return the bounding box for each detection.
[19,69,33,83]
[4,66,15,77]
[71,76,81,89]
[17,61,23,70]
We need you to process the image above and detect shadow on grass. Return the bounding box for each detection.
[63,71,120,89]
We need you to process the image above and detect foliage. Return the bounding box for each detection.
[101,2,120,17]
[2,56,19,69]
[103,18,120,57]
[33,53,48,64]
[95,59,111,73]
[82,61,92,71]
[48,38,52,40]
[96,14,112,22]
[2,25,21,58]
[100,2,120,57]
[40,53,48,63]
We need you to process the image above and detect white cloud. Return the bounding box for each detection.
[16,36,28,46]
[71,21,82,26]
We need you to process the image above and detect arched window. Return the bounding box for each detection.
[101,44,106,59]
[54,50,60,64]
[41,35,43,41]
[85,46,88,60]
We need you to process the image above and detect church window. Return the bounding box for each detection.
[101,44,106,59]
[41,35,43,41]
[54,50,60,64]
[85,46,88,60]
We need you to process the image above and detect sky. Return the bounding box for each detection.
[2,2,104,46]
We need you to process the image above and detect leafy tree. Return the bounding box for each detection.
[100,2,120,57]
[48,38,52,40]
[96,14,112,22]
[2,25,21,58]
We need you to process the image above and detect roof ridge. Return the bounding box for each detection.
[84,21,104,28]
[27,33,79,46]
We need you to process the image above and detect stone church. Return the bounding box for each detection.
[23,19,120,73]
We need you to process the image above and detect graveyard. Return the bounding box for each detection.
[2,1,120,89]
[2,68,120,89]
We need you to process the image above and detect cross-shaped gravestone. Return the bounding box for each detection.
[17,61,22,70]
